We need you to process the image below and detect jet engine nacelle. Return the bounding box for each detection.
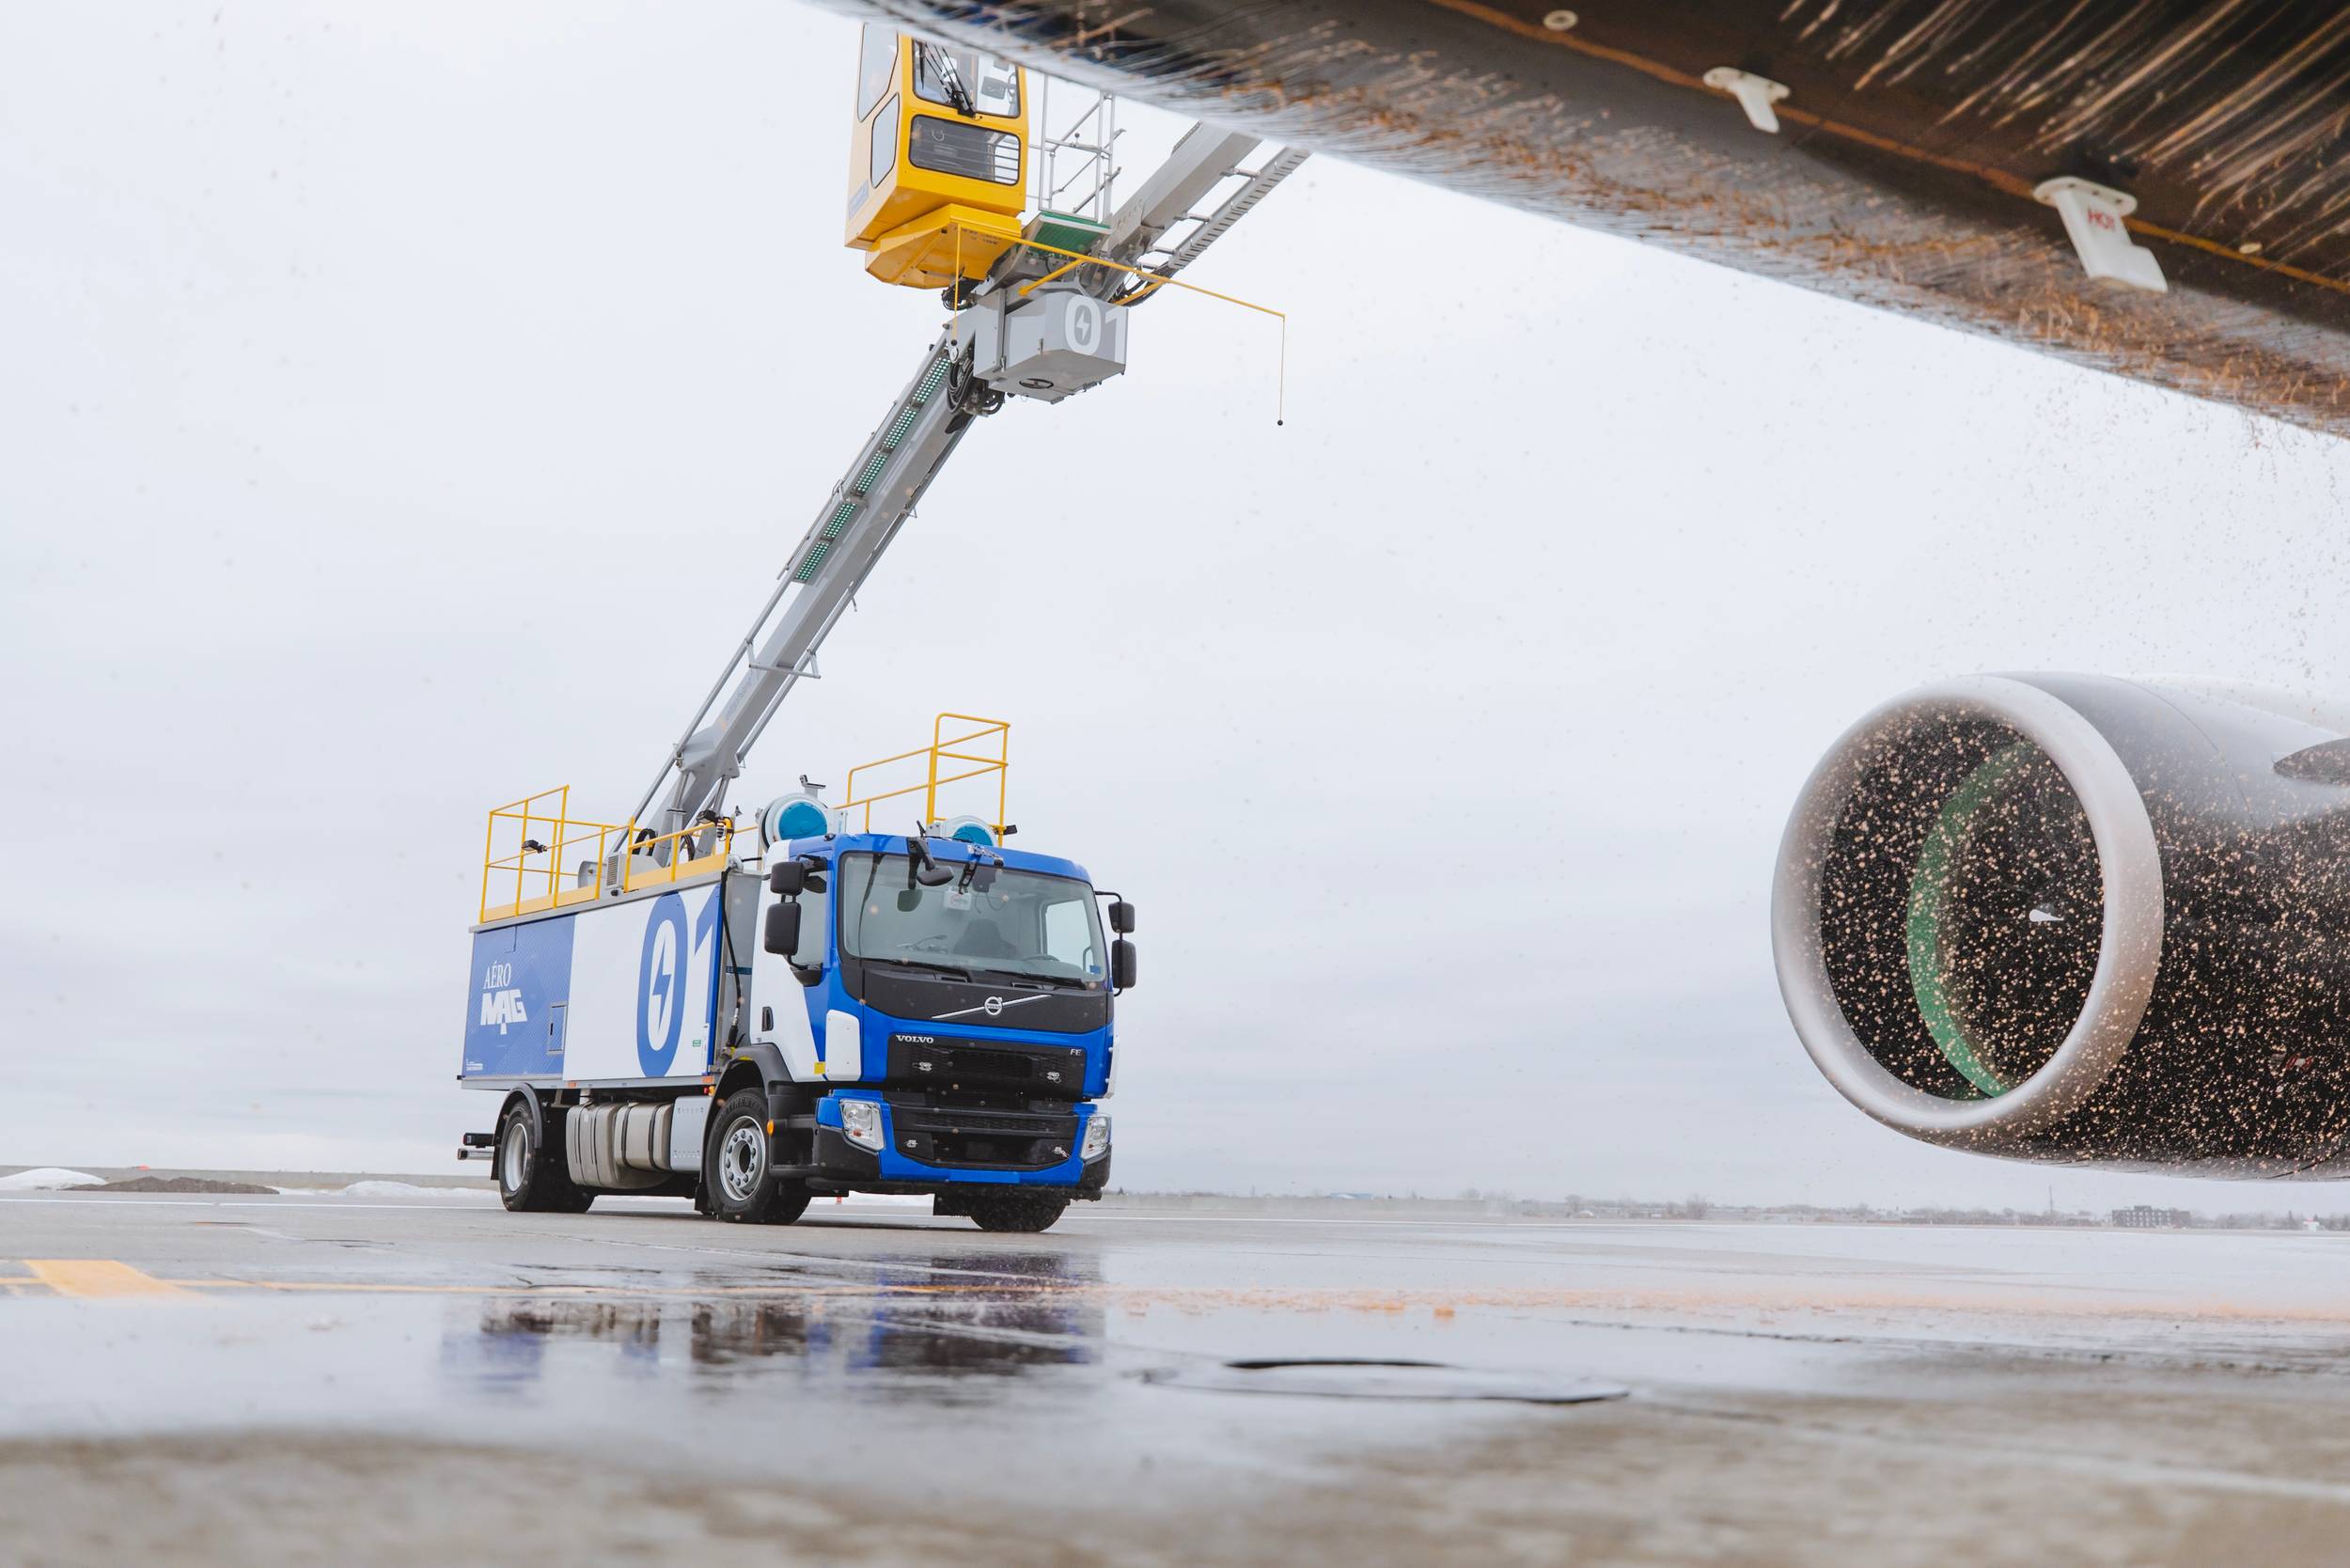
[1774,674,2350,1178]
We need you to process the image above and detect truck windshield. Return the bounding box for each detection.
[839,853,1104,986]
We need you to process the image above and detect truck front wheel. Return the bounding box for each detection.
[704,1089,812,1226]
[496,1102,593,1215]
[964,1191,1069,1233]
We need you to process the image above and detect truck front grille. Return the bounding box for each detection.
[885,1034,1089,1099]
[885,1103,1080,1171]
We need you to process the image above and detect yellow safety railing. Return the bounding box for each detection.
[478,787,625,924]
[619,817,738,894]
[838,713,1009,837]
[478,717,989,921]
[479,791,739,922]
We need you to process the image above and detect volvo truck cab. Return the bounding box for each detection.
[734,830,1125,1230]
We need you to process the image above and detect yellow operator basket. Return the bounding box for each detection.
[845,28,1030,290]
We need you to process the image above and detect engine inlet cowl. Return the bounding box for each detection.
[1774,674,2350,1178]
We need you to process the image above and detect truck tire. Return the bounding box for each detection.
[965,1191,1069,1233]
[496,1101,594,1215]
[703,1089,811,1225]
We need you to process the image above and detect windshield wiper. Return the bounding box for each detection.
[965,967,1090,991]
[875,957,1090,990]
[915,41,977,117]
[880,957,978,981]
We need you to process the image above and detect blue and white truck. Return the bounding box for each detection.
[462,793,1132,1233]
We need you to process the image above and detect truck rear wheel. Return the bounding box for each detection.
[704,1089,812,1225]
[964,1191,1069,1233]
[496,1101,594,1215]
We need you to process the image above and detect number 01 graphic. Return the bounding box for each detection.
[636,890,720,1075]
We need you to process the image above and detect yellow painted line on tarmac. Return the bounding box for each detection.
[24,1260,199,1299]
[151,1278,914,1299]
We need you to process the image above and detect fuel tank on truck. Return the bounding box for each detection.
[1774,674,2350,1178]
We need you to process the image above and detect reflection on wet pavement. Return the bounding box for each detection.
[448,1251,1106,1398]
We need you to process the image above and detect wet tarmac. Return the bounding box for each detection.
[7,1192,2350,1565]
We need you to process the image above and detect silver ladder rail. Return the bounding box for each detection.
[1133,147,1310,281]
[625,332,979,845]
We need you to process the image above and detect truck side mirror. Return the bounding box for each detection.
[763,902,803,957]
[769,860,807,897]
[1108,900,1136,934]
[1111,938,1136,990]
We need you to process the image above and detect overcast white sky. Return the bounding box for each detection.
[7,3,2350,1211]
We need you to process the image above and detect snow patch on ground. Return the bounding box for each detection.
[0,1168,104,1191]
[336,1181,499,1200]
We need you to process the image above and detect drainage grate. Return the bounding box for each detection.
[1142,1358,1630,1404]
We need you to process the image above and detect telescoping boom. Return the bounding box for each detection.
[631,110,1303,858]
[456,31,1302,1234]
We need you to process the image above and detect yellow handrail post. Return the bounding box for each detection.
[478,808,498,924]
[553,786,569,906]
[925,713,944,826]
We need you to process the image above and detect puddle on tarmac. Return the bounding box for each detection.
[439,1251,1110,1404]
[1144,1358,1630,1403]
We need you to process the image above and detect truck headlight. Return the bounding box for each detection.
[1080,1114,1110,1160]
[839,1099,885,1153]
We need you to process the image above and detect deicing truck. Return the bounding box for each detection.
[457,32,1301,1231]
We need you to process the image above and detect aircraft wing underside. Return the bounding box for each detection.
[829,0,2350,440]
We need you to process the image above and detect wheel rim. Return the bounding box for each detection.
[500,1119,529,1193]
[718,1119,766,1204]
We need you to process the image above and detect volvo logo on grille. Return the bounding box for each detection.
[933,992,1049,1022]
